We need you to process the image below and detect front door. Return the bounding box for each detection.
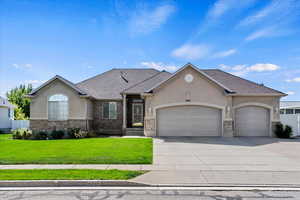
[132,103,143,127]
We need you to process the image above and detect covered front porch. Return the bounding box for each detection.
[122,94,145,136]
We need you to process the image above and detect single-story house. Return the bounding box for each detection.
[280,101,300,136]
[0,96,15,132]
[28,63,286,137]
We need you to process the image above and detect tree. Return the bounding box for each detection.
[6,84,32,119]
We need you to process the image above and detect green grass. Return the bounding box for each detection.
[0,134,152,164]
[0,169,145,180]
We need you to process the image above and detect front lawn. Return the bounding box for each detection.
[0,169,145,180]
[0,134,152,164]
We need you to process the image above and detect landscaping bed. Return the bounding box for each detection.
[0,169,145,180]
[0,134,153,164]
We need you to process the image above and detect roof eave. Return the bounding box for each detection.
[227,93,287,97]
[146,63,234,93]
[28,75,88,96]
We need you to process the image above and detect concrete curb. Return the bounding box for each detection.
[0,180,149,187]
[1,180,300,189]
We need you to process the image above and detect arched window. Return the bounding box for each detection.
[48,94,68,120]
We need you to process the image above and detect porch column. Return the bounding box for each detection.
[122,94,127,129]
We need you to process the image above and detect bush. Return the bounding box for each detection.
[0,130,4,134]
[12,128,32,139]
[67,128,88,139]
[274,123,293,138]
[283,125,293,138]
[86,131,98,138]
[33,131,48,140]
[51,130,65,139]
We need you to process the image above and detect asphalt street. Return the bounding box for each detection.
[1,188,300,200]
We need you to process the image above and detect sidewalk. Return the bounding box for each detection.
[132,170,300,186]
[2,165,300,186]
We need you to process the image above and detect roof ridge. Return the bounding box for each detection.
[207,69,286,95]
[112,68,160,71]
[122,71,168,93]
[76,68,160,86]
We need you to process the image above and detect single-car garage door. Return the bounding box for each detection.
[235,106,270,136]
[157,106,222,136]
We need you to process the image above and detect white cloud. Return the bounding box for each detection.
[286,91,295,95]
[12,63,32,69]
[219,63,280,76]
[245,26,276,41]
[207,0,256,20]
[141,62,178,72]
[129,4,176,35]
[286,77,300,82]
[24,80,45,85]
[247,63,280,72]
[212,49,237,58]
[171,44,212,60]
[23,80,46,88]
[239,0,297,26]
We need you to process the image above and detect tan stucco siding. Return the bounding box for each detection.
[232,96,281,121]
[149,67,228,109]
[30,79,88,119]
[144,66,231,137]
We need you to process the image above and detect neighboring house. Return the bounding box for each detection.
[280,101,300,137]
[28,63,286,137]
[0,96,15,132]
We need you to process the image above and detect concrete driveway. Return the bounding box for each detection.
[153,137,300,171]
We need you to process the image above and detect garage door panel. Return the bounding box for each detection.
[235,106,270,137]
[157,106,221,136]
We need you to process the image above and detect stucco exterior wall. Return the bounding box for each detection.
[30,79,88,120]
[232,96,281,121]
[144,66,232,137]
[143,66,281,137]
[150,67,228,107]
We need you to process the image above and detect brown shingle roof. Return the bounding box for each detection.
[122,71,172,94]
[202,69,286,95]
[76,68,160,99]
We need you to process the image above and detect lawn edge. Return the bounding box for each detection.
[0,180,149,187]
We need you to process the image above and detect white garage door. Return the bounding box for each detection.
[235,106,270,136]
[157,106,222,136]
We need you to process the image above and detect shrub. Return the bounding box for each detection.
[274,123,293,138]
[33,131,48,140]
[86,131,98,138]
[67,128,88,139]
[0,130,4,134]
[283,125,293,138]
[51,130,65,139]
[12,128,32,139]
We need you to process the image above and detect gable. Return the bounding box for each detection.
[31,79,83,98]
[29,75,87,97]
[151,66,227,106]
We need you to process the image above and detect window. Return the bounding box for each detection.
[103,102,117,119]
[285,109,294,115]
[8,108,10,118]
[280,109,285,114]
[295,109,300,114]
[48,94,68,120]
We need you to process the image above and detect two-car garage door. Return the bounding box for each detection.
[157,106,222,136]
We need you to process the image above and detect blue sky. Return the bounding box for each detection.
[1,0,300,100]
